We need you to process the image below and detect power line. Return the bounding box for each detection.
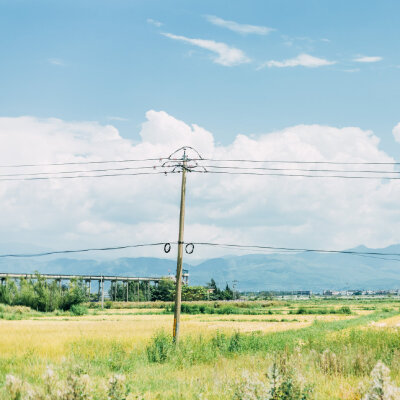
[0,165,162,178]
[193,242,400,259]
[201,164,400,175]
[0,157,167,169]
[3,166,400,181]
[195,158,400,166]
[1,240,399,262]
[193,170,400,180]
[2,156,400,170]
[0,242,173,258]
[0,171,177,182]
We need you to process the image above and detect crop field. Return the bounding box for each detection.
[1,298,400,399]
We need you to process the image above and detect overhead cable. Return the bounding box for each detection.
[0,171,177,182]
[0,157,167,169]
[200,164,400,175]
[193,242,400,258]
[0,165,161,178]
[193,170,400,180]
[2,156,400,169]
[192,158,400,166]
[0,242,174,258]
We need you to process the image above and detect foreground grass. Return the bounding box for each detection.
[1,306,399,399]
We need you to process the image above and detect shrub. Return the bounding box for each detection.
[146,330,174,363]
[290,306,352,315]
[228,331,243,353]
[104,301,113,309]
[234,363,313,400]
[70,305,88,316]
[339,306,352,315]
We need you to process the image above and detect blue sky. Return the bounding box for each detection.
[1,0,399,154]
[0,1,400,256]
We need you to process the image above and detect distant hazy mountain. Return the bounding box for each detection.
[1,244,400,291]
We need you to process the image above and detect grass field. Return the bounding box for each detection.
[1,299,400,399]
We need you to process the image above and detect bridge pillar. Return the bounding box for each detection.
[101,278,104,309]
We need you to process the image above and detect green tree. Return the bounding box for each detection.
[206,278,221,300]
[151,279,175,301]
[222,283,234,300]
[0,273,86,312]
[182,285,207,301]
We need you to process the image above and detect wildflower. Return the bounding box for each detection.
[233,370,269,400]
[5,375,24,400]
[66,373,94,400]
[108,374,127,400]
[22,384,41,400]
[362,361,400,400]
[319,349,341,375]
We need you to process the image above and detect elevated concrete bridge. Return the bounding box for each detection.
[0,270,189,308]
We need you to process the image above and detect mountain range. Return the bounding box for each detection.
[1,244,400,291]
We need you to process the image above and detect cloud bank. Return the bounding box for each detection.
[0,112,399,260]
[393,123,400,143]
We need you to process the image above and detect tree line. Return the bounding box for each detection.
[0,275,237,312]
[109,278,236,302]
[0,274,86,312]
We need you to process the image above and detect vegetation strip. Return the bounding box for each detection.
[146,310,399,365]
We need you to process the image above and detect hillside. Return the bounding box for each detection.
[1,244,400,291]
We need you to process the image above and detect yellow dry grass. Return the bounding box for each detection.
[0,312,355,361]
[366,313,400,329]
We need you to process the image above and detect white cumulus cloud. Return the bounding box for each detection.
[393,122,400,143]
[0,112,399,260]
[147,18,163,27]
[162,32,250,66]
[260,53,336,69]
[205,15,274,35]
[354,56,383,63]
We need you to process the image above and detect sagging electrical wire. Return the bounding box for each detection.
[0,157,169,169]
[0,171,179,182]
[192,242,400,262]
[187,157,400,166]
[199,164,400,175]
[190,170,400,180]
[0,242,177,258]
[0,165,163,178]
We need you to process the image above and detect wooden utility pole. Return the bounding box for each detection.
[173,153,187,342]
